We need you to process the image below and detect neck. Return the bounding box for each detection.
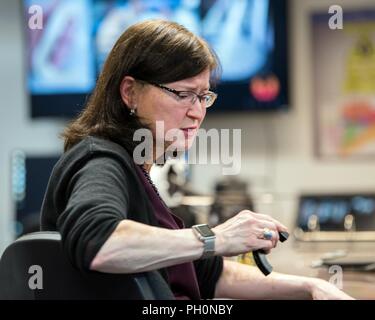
[142,163,153,173]
[139,143,170,173]
[142,145,165,173]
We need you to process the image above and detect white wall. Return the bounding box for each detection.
[0,1,66,253]
[1,0,375,254]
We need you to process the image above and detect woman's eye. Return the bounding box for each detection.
[203,95,211,102]
[178,92,191,100]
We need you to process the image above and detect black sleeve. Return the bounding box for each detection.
[57,155,129,271]
[194,256,224,299]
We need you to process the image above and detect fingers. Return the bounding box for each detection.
[254,239,273,252]
[222,210,288,256]
[256,220,279,248]
[253,212,288,232]
[258,221,279,237]
[239,209,288,232]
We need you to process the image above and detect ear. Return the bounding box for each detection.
[120,76,137,108]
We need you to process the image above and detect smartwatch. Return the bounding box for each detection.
[192,224,216,259]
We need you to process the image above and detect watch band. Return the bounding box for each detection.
[201,235,215,259]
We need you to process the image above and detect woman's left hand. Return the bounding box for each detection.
[308,278,355,300]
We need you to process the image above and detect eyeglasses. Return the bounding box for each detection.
[140,80,217,108]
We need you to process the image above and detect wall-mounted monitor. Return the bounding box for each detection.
[11,151,60,236]
[24,0,289,118]
[295,193,375,241]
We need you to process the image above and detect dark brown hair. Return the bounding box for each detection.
[62,19,220,152]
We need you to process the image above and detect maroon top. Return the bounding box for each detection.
[135,165,201,300]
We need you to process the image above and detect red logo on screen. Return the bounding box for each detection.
[250,75,280,102]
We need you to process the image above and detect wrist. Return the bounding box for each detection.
[212,226,225,256]
[169,228,204,261]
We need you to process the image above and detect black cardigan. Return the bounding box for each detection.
[40,136,223,299]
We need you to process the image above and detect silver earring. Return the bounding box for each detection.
[130,105,136,116]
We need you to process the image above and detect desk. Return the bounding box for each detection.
[269,240,375,299]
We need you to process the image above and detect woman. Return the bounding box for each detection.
[41,19,352,300]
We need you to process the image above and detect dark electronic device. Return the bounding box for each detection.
[294,193,375,241]
[253,231,289,276]
[12,152,60,236]
[24,0,289,118]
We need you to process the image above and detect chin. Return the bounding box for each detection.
[184,134,197,150]
[166,136,195,154]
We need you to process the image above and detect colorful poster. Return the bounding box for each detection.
[312,10,375,158]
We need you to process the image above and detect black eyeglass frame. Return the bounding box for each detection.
[137,80,218,108]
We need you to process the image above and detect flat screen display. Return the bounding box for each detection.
[11,153,60,236]
[297,194,375,232]
[25,0,289,117]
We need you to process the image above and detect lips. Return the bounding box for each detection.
[181,127,197,137]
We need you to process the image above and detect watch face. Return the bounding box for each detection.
[196,225,215,237]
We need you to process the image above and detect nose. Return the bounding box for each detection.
[186,98,205,120]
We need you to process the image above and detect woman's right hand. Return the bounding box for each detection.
[212,210,288,257]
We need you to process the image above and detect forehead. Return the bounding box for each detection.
[167,69,211,89]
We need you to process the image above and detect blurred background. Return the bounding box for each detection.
[1,0,375,298]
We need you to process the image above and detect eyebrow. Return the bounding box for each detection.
[176,85,211,92]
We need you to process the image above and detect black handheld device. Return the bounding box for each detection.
[252,231,289,276]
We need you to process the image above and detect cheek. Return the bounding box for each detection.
[162,109,187,131]
[200,108,207,123]
[148,106,186,142]
[137,95,172,130]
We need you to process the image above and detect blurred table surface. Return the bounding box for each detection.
[269,239,375,300]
